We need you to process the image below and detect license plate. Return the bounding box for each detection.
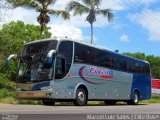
[27,93,34,96]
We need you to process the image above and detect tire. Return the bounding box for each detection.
[74,88,87,106]
[42,99,55,106]
[127,91,139,105]
[104,100,116,105]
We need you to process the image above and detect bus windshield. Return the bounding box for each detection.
[17,40,57,83]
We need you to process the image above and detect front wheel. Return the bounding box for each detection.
[74,88,87,106]
[42,99,55,106]
[127,91,139,105]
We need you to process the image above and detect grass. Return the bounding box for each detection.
[140,96,160,104]
[0,73,43,105]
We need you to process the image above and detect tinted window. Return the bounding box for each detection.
[95,50,105,67]
[74,43,96,65]
[74,42,150,75]
[104,52,112,68]
[23,40,57,56]
[55,57,66,79]
[58,41,73,76]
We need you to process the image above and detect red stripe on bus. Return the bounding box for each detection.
[101,75,113,79]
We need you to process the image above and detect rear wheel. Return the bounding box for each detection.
[104,100,116,105]
[74,88,87,106]
[42,99,55,106]
[127,91,139,105]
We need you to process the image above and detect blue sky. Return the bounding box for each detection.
[84,0,160,56]
[1,0,160,56]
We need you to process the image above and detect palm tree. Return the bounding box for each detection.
[9,0,70,36]
[66,0,114,44]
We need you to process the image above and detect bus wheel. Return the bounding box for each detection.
[127,91,139,105]
[104,100,116,105]
[74,88,87,106]
[42,99,55,106]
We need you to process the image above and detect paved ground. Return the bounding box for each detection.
[0,104,160,120]
[0,104,160,114]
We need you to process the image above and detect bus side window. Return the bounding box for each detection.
[107,56,112,68]
[55,57,66,79]
[58,41,73,76]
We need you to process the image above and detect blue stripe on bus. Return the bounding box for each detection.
[130,74,151,100]
[32,82,50,91]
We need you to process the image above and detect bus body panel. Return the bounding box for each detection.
[48,64,134,100]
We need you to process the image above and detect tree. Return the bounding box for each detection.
[0,21,51,79]
[115,50,119,53]
[123,52,160,79]
[146,55,160,79]
[0,21,51,56]
[0,0,11,23]
[0,21,51,65]
[66,0,114,44]
[123,52,146,60]
[8,0,70,36]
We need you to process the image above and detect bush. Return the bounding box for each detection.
[0,73,16,101]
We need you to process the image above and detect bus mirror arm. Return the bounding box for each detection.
[6,54,18,67]
[47,50,56,64]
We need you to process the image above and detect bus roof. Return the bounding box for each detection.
[24,37,149,64]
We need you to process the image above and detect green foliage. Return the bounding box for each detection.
[123,52,160,78]
[0,21,51,79]
[146,55,160,78]
[0,73,16,100]
[0,21,51,56]
[0,21,51,103]
[0,20,51,57]
[123,52,146,60]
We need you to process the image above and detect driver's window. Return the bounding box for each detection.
[55,57,66,79]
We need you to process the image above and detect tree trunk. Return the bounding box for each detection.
[40,23,44,37]
[90,23,93,44]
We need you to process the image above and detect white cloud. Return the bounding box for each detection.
[5,0,123,40]
[120,34,129,42]
[2,0,158,42]
[115,0,157,9]
[52,0,127,28]
[49,23,83,40]
[7,7,38,25]
[128,9,160,41]
[54,0,125,11]
[133,0,156,6]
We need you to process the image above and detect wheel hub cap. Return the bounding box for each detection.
[78,91,84,102]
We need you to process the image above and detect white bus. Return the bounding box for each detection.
[7,38,151,106]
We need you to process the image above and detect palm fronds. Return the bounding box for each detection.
[8,0,70,36]
[96,9,114,22]
[48,9,70,20]
[66,1,90,15]
[66,0,114,44]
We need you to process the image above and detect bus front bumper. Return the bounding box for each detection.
[16,90,53,100]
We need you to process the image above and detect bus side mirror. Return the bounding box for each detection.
[47,50,56,64]
[6,54,17,67]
